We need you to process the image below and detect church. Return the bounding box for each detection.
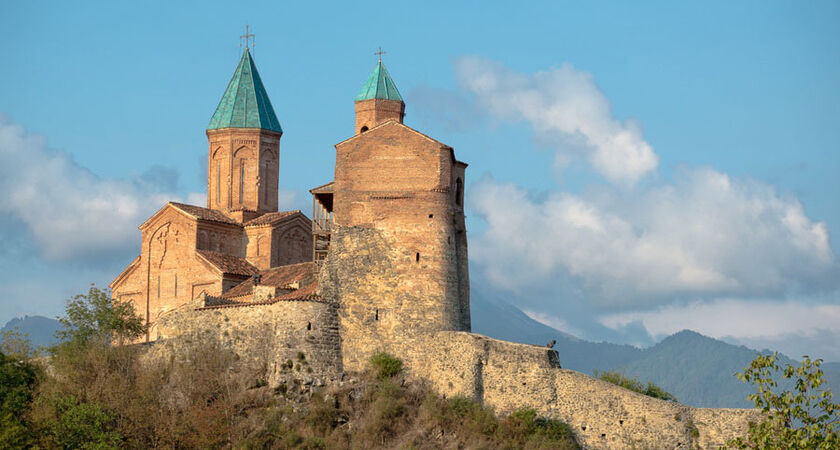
[110,45,759,449]
[110,45,469,345]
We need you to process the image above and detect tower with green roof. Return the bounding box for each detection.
[354,59,405,134]
[206,47,283,222]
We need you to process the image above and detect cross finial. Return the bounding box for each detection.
[374,46,386,62]
[240,24,255,49]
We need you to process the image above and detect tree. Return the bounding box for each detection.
[56,284,145,346]
[0,350,39,449]
[727,352,839,449]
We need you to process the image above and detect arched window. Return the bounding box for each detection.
[360,126,369,133]
[455,178,463,206]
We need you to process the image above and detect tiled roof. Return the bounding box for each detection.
[275,281,320,301]
[222,262,315,298]
[244,210,302,227]
[197,251,259,277]
[170,202,240,225]
[356,61,403,102]
[207,48,283,133]
[199,279,322,310]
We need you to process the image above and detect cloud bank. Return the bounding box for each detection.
[455,56,659,184]
[0,116,200,262]
[470,171,836,306]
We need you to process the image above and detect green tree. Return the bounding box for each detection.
[0,350,39,449]
[727,352,839,449]
[56,284,145,346]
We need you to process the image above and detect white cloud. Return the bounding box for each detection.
[600,298,840,339]
[455,56,658,185]
[470,169,837,306]
[0,116,200,261]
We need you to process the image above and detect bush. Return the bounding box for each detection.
[46,396,123,450]
[594,370,677,402]
[368,351,403,379]
[502,407,578,449]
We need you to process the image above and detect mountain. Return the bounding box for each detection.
[471,294,839,408]
[1,315,61,350]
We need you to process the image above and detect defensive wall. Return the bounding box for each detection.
[401,331,761,449]
[153,296,342,386]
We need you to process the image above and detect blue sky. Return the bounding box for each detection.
[1,1,838,359]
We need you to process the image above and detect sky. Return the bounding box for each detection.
[1,1,838,360]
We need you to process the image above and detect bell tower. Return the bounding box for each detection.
[354,57,405,134]
[206,46,283,222]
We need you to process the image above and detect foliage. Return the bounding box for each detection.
[0,350,39,449]
[1,328,37,359]
[594,369,678,402]
[45,396,122,450]
[726,352,839,449]
[56,284,145,346]
[368,351,403,379]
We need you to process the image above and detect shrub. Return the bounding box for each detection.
[594,370,677,402]
[47,396,123,449]
[369,351,402,379]
[501,407,577,449]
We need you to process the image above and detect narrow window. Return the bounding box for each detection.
[157,275,161,298]
[174,274,178,297]
[375,309,379,321]
[415,252,420,263]
[239,160,245,204]
[306,322,312,331]
[216,163,221,205]
[261,161,267,204]
[455,178,463,206]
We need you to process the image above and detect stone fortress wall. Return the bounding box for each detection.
[154,297,342,386]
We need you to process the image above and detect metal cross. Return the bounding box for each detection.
[240,24,255,49]
[374,46,386,61]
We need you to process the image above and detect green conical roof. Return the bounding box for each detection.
[208,48,282,133]
[355,61,403,102]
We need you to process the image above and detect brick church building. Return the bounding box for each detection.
[110,46,469,343]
